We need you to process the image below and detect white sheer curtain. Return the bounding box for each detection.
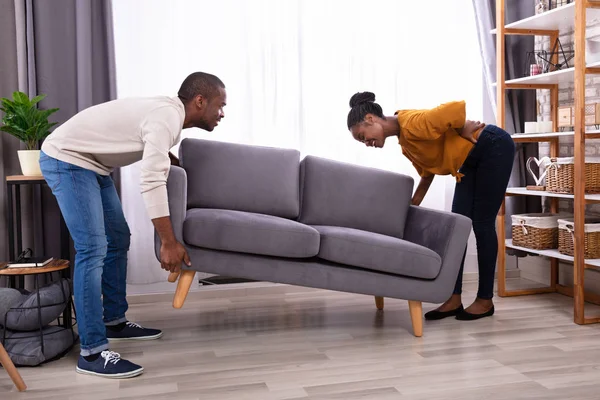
[112,0,483,284]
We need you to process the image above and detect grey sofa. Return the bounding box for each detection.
[155,138,472,336]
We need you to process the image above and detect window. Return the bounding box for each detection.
[112,0,483,281]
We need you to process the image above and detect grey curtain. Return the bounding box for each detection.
[0,0,117,270]
[473,0,542,258]
[0,0,22,265]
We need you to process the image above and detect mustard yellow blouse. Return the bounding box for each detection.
[396,101,482,181]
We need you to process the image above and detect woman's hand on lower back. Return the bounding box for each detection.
[458,120,485,144]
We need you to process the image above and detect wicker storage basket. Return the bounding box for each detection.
[511,213,566,250]
[546,157,600,194]
[558,217,600,259]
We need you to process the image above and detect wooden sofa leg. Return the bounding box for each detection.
[0,342,26,392]
[408,301,423,337]
[173,270,196,309]
[375,296,384,310]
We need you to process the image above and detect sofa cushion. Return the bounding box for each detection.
[312,226,441,279]
[180,138,301,219]
[184,209,320,258]
[299,156,413,239]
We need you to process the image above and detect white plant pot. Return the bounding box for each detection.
[17,150,42,176]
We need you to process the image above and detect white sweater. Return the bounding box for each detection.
[41,96,185,219]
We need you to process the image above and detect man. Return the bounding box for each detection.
[39,72,227,378]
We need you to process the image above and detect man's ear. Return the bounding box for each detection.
[194,94,205,110]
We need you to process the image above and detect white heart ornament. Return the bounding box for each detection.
[526,156,551,186]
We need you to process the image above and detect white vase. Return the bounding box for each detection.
[17,150,42,176]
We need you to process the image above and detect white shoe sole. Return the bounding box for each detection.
[76,366,144,379]
[107,331,163,342]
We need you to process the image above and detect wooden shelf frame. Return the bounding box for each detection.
[495,0,600,325]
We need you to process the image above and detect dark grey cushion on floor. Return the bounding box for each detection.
[184,208,320,258]
[0,288,23,326]
[2,326,77,367]
[180,138,301,219]
[312,226,441,279]
[299,155,413,239]
[5,279,71,332]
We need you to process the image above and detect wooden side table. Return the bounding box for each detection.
[0,259,71,277]
[5,175,72,286]
[0,259,74,330]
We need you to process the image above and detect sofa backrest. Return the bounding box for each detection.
[299,155,414,239]
[180,138,301,219]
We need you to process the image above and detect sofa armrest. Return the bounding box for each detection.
[403,205,472,280]
[154,166,188,259]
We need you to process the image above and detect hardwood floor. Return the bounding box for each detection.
[2,278,600,399]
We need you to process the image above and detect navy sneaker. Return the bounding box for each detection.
[106,321,163,341]
[76,351,144,379]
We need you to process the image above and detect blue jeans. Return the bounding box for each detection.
[39,151,130,356]
[452,125,515,300]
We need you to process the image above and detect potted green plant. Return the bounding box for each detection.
[0,91,59,176]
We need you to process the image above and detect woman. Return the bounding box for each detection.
[347,92,515,321]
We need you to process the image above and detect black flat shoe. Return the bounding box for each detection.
[424,304,464,320]
[455,306,495,321]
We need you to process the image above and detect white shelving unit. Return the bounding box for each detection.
[506,187,600,202]
[491,2,600,33]
[506,239,600,268]
[496,0,600,325]
[492,61,600,87]
[511,130,600,141]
